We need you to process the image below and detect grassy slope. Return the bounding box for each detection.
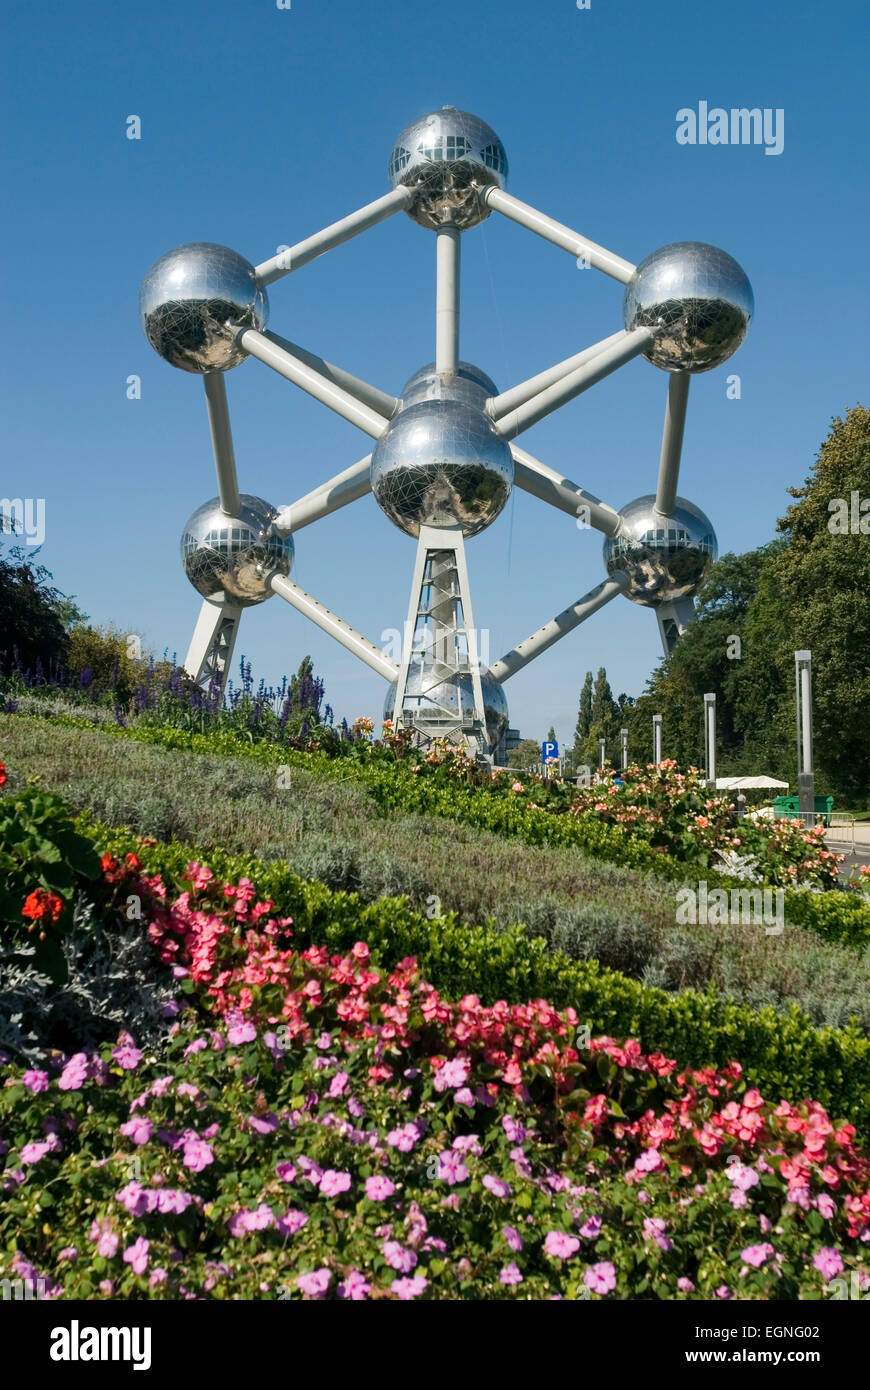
[3,711,870,1033]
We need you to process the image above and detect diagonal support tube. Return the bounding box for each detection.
[272,455,372,535]
[255,186,414,285]
[495,328,655,440]
[487,331,627,423]
[262,332,399,420]
[269,573,398,682]
[484,187,636,283]
[490,574,630,683]
[511,446,623,538]
[655,372,690,517]
[202,373,241,516]
[237,329,390,439]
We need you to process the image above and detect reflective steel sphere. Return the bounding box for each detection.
[400,360,498,411]
[389,108,507,230]
[384,665,509,753]
[181,495,293,606]
[371,399,514,538]
[623,243,753,373]
[140,243,267,373]
[603,495,717,605]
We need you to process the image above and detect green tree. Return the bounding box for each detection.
[507,738,542,771]
[0,540,85,677]
[571,672,593,766]
[737,405,870,803]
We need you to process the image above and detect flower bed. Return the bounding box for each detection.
[1,876,869,1300]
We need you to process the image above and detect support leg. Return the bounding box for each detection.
[184,598,243,693]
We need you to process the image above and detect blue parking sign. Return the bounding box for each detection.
[542,740,558,761]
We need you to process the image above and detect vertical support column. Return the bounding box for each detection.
[795,650,815,828]
[393,524,489,758]
[435,226,461,377]
[653,713,663,765]
[184,598,243,694]
[704,692,717,786]
[203,373,241,517]
[621,727,628,771]
[656,596,698,656]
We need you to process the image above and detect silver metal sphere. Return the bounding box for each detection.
[400,360,498,411]
[389,107,507,230]
[603,495,717,606]
[370,398,514,539]
[181,495,293,606]
[384,665,509,753]
[140,243,267,373]
[623,242,753,373]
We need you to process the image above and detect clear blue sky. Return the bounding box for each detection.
[3,0,868,747]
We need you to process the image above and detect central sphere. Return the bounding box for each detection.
[140,243,267,374]
[389,108,508,230]
[384,665,509,754]
[181,495,293,607]
[400,360,498,411]
[370,398,513,539]
[603,495,717,606]
[623,242,753,373]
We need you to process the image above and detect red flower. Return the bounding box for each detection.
[0,762,6,787]
[21,889,64,924]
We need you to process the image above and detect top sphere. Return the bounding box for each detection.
[622,242,753,373]
[389,108,507,230]
[140,243,268,373]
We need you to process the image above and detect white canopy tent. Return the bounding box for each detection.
[715,775,789,791]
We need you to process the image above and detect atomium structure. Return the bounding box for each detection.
[140,106,753,764]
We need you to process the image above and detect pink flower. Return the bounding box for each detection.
[816,1193,836,1220]
[578,1216,602,1239]
[112,1036,143,1070]
[740,1243,775,1268]
[365,1176,396,1201]
[483,1174,512,1200]
[276,1209,308,1236]
[227,1019,257,1045]
[328,1071,349,1098]
[123,1237,150,1276]
[433,1057,470,1092]
[338,1270,370,1300]
[544,1231,580,1259]
[297,1268,331,1298]
[584,1261,617,1295]
[58,1054,89,1091]
[120,1117,152,1146]
[813,1248,843,1282]
[181,1136,214,1172]
[90,1220,119,1258]
[436,1150,468,1186]
[149,1268,168,1288]
[320,1169,352,1197]
[21,1070,49,1093]
[276,1161,297,1183]
[20,1140,55,1165]
[677,1277,695,1292]
[499,1263,523,1285]
[383,1240,417,1274]
[249,1113,279,1135]
[503,1225,523,1251]
[391,1276,427,1300]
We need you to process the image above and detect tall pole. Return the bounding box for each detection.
[435,226,461,376]
[704,692,717,786]
[653,714,662,765]
[795,651,815,828]
[598,736,606,771]
[655,372,690,518]
[621,727,628,771]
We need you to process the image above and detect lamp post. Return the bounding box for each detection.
[621,727,628,771]
[704,692,717,787]
[795,651,814,828]
[598,736,606,771]
[653,714,662,765]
